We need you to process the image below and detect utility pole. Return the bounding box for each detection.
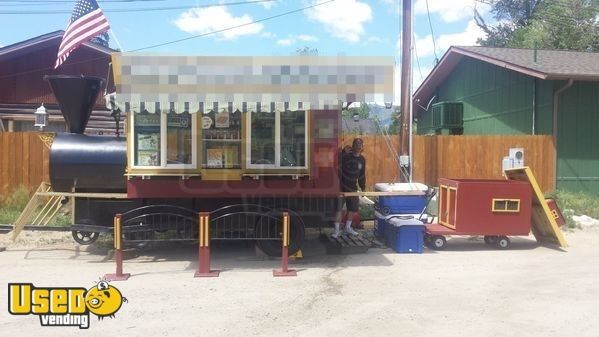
[400,0,412,182]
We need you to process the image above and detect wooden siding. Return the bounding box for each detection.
[0,132,49,197]
[412,135,556,192]
[417,58,554,136]
[557,81,599,193]
[0,43,112,107]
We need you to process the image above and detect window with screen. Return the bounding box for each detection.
[492,199,521,213]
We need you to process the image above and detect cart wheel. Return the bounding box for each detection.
[431,235,446,250]
[484,236,498,245]
[496,236,510,249]
[72,230,100,245]
[424,234,433,245]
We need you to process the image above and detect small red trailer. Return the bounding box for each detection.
[425,178,532,249]
[425,167,568,250]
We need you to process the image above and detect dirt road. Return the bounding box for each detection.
[1,228,598,337]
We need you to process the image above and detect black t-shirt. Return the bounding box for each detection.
[340,152,366,192]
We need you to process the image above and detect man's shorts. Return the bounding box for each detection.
[338,195,360,212]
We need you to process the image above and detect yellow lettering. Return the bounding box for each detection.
[31,289,49,314]
[9,284,31,314]
[50,289,68,314]
[69,289,87,314]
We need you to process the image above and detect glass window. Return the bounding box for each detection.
[134,109,161,167]
[250,111,276,166]
[247,109,307,169]
[492,199,521,213]
[202,109,242,169]
[167,110,192,165]
[131,102,197,169]
[280,110,306,167]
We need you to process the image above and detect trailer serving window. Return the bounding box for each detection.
[201,107,242,169]
[131,102,197,169]
[246,108,307,169]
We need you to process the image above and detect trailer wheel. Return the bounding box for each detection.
[71,219,100,245]
[431,235,446,250]
[255,212,305,257]
[496,236,510,249]
[72,230,100,245]
[484,236,498,245]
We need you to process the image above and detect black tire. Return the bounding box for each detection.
[255,212,305,257]
[72,230,100,245]
[424,234,433,246]
[484,235,498,245]
[430,235,446,250]
[71,219,100,245]
[496,236,510,249]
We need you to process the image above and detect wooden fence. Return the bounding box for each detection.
[340,134,555,193]
[0,132,50,198]
[1,133,555,199]
[412,135,555,192]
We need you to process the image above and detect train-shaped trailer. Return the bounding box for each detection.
[41,55,395,256]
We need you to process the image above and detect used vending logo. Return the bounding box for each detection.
[8,280,127,329]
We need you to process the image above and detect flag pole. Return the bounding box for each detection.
[109,29,123,51]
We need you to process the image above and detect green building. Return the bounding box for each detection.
[413,46,599,193]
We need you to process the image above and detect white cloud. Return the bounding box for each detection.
[409,19,485,58]
[276,34,318,46]
[414,0,490,23]
[261,32,277,38]
[277,38,293,46]
[305,0,372,43]
[175,6,263,40]
[259,0,279,9]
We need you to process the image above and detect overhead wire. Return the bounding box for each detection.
[424,0,438,64]
[0,0,335,79]
[0,0,276,13]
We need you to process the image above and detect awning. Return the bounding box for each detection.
[121,101,312,114]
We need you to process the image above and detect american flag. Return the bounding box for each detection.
[55,0,110,68]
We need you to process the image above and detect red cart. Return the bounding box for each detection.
[425,178,533,249]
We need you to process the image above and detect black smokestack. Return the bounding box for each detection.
[44,75,104,134]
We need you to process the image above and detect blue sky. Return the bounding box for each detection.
[0,0,493,101]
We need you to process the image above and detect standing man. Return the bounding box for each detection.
[332,138,366,238]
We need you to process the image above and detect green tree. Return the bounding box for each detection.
[387,106,401,135]
[341,102,370,119]
[476,0,599,50]
[475,0,543,47]
[90,32,110,48]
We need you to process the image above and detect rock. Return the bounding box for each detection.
[572,215,599,228]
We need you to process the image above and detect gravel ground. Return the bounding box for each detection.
[1,227,598,337]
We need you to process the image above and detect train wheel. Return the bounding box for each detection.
[72,230,100,245]
[431,235,446,250]
[496,236,510,249]
[255,213,305,257]
[484,236,498,245]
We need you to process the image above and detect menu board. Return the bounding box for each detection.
[137,151,160,166]
[206,148,223,168]
[137,133,159,151]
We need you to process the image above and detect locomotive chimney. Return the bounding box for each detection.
[44,75,104,134]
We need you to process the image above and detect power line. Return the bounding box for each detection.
[0,0,276,13]
[129,0,334,52]
[0,0,335,79]
[424,0,438,63]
